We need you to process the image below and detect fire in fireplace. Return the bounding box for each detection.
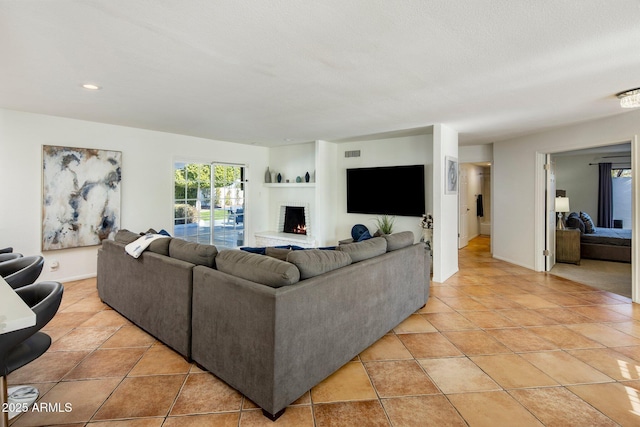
[283,206,307,235]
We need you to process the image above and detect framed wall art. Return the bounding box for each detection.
[42,145,121,250]
[445,155,458,195]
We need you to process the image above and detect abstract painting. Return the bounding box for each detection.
[445,155,458,195]
[42,145,121,250]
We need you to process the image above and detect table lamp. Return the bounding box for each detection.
[555,197,570,230]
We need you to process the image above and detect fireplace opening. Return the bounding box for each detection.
[283,206,307,235]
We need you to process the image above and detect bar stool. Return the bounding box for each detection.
[0,256,44,289]
[0,253,22,263]
[0,281,63,425]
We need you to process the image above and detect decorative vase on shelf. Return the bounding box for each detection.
[265,167,271,183]
[277,173,282,183]
[305,171,310,182]
[296,176,302,183]
[271,172,276,183]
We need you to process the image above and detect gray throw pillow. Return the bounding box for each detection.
[265,247,291,261]
[337,237,387,262]
[169,239,218,267]
[147,237,171,256]
[579,212,596,234]
[216,250,300,288]
[114,229,140,245]
[382,231,415,251]
[287,249,352,280]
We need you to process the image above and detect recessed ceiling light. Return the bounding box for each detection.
[616,88,640,108]
[81,84,102,90]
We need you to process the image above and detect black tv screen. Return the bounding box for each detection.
[347,165,425,217]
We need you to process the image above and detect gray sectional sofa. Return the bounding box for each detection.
[97,230,430,419]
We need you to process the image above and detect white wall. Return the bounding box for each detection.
[460,163,483,239]
[493,109,640,270]
[460,144,493,163]
[0,109,269,282]
[432,124,459,282]
[553,153,600,216]
[334,134,433,243]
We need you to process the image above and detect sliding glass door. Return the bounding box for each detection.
[173,162,246,248]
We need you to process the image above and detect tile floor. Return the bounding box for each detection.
[8,236,640,426]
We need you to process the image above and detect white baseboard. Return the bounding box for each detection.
[59,273,97,283]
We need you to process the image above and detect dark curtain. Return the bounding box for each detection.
[597,162,613,228]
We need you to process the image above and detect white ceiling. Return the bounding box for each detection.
[1,0,640,147]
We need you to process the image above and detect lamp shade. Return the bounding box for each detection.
[555,197,570,213]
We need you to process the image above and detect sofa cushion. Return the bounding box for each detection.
[216,250,300,287]
[147,237,171,256]
[287,249,352,280]
[382,231,415,251]
[169,239,218,267]
[114,229,140,245]
[337,237,387,263]
[265,247,291,261]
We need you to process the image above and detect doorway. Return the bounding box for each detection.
[459,162,492,249]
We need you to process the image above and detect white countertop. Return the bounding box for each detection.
[0,276,36,334]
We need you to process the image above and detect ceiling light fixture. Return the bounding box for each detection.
[616,88,640,108]
[81,83,102,90]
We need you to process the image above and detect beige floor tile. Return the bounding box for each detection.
[93,374,186,419]
[526,325,605,350]
[170,372,243,415]
[100,325,157,348]
[471,354,558,389]
[313,401,389,427]
[417,297,454,313]
[359,334,413,361]
[80,310,133,327]
[569,382,640,426]
[567,348,640,381]
[612,345,640,363]
[568,291,626,305]
[128,344,191,376]
[443,330,512,355]
[566,323,640,347]
[497,309,558,326]
[606,320,640,339]
[535,292,594,307]
[87,419,165,427]
[533,307,593,324]
[311,362,377,403]
[502,293,560,309]
[393,314,437,334]
[520,351,614,385]
[49,327,119,352]
[397,332,463,359]
[448,391,543,427]
[44,312,96,329]
[509,387,618,426]
[239,406,313,427]
[365,360,439,397]
[422,312,479,331]
[60,297,109,313]
[486,328,558,352]
[568,305,632,322]
[460,310,517,329]
[63,347,146,380]
[430,286,467,298]
[418,357,500,393]
[438,296,489,311]
[11,378,120,426]
[8,351,90,384]
[382,395,466,427]
[469,295,524,309]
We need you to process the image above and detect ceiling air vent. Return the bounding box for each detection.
[344,150,361,158]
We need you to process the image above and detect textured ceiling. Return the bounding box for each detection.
[1,0,640,147]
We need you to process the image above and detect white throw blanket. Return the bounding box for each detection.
[125,234,169,258]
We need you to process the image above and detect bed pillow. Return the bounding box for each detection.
[566,212,585,234]
[579,212,596,234]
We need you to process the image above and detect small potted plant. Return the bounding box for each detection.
[374,215,395,235]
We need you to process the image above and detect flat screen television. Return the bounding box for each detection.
[347,165,425,217]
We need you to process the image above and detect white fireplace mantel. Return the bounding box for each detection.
[255,201,316,247]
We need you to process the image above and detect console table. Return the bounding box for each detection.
[0,277,36,334]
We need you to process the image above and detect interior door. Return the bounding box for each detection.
[459,165,470,248]
[545,154,556,271]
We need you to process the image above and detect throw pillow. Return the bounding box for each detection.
[566,213,585,234]
[169,239,218,267]
[265,247,291,261]
[337,237,387,262]
[579,212,596,234]
[350,224,370,241]
[382,231,415,251]
[286,249,352,280]
[114,229,140,245]
[240,246,267,255]
[216,250,300,288]
[356,229,372,242]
